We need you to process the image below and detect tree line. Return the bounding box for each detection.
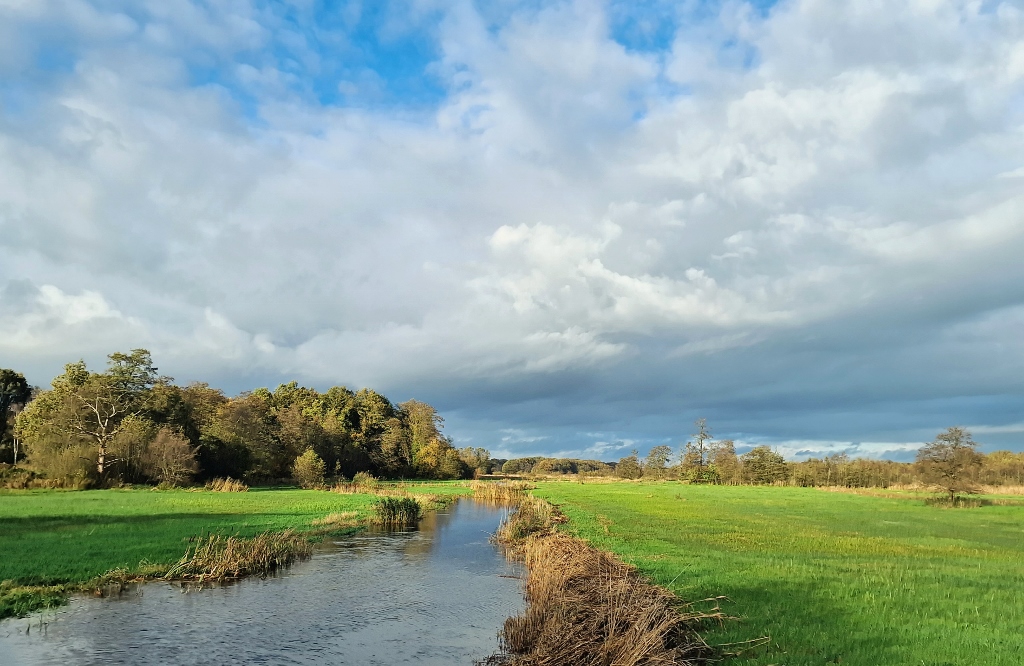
[3,358,1020,496]
[499,420,1024,498]
[1,350,489,487]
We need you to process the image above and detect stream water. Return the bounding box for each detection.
[0,499,523,665]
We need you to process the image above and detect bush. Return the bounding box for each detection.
[352,471,378,488]
[142,428,197,486]
[292,450,326,489]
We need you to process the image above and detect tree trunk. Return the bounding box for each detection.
[949,488,955,502]
[98,442,107,476]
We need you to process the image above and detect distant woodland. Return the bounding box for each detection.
[1,352,1022,492]
[0,350,491,488]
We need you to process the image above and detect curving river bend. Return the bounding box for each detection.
[0,499,523,665]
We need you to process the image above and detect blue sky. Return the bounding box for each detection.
[2,0,1024,462]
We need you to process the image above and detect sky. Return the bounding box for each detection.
[2,0,1024,462]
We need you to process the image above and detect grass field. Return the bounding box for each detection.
[535,482,1024,666]
[0,482,470,587]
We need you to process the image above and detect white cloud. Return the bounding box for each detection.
[2,0,1024,453]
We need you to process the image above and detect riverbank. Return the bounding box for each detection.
[486,495,726,665]
[0,483,471,619]
[532,481,1024,666]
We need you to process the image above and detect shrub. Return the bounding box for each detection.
[352,471,378,489]
[142,428,197,486]
[292,450,326,489]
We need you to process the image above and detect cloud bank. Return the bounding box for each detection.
[2,0,1023,459]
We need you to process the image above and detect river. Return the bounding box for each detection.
[0,499,522,665]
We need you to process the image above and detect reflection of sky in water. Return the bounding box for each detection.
[0,500,523,665]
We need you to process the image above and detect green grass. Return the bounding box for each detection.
[0,482,469,588]
[534,482,1024,666]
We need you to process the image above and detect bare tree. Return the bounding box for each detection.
[681,418,714,481]
[68,376,138,478]
[916,427,983,502]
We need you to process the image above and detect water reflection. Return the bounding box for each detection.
[0,499,522,665]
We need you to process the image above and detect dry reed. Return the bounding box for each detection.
[471,480,534,504]
[485,495,728,665]
[204,477,249,492]
[163,530,311,582]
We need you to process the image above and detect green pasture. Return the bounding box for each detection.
[535,482,1024,666]
[0,483,469,587]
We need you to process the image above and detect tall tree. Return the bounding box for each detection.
[1,369,32,464]
[684,418,713,471]
[916,427,983,501]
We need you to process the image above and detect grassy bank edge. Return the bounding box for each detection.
[0,487,461,621]
[480,487,741,665]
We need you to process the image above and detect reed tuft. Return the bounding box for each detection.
[204,477,249,492]
[371,496,422,526]
[163,530,311,582]
[471,480,534,504]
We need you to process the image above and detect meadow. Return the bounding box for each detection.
[535,482,1023,666]
[0,482,472,617]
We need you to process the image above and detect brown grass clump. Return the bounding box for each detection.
[486,496,728,666]
[493,533,724,666]
[204,477,249,492]
[472,480,534,504]
[979,484,1024,495]
[163,530,311,582]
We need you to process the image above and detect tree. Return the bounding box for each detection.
[684,418,712,470]
[741,446,789,485]
[1,369,32,464]
[644,445,673,479]
[67,373,138,478]
[401,399,445,465]
[681,419,720,483]
[414,437,465,479]
[916,427,983,501]
[616,451,643,479]
[292,449,326,488]
[708,440,740,484]
[142,428,197,485]
[459,447,492,476]
[106,349,160,404]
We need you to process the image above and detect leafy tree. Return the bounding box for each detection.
[414,436,465,479]
[741,446,789,485]
[208,393,281,480]
[401,399,444,466]
[708,440,740,484]
[644,445,673,479]
[292,449,326,488]
[459,447,492,475]
[616,451,643,479]
[106,349,160,404]
[916,427,983,501]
